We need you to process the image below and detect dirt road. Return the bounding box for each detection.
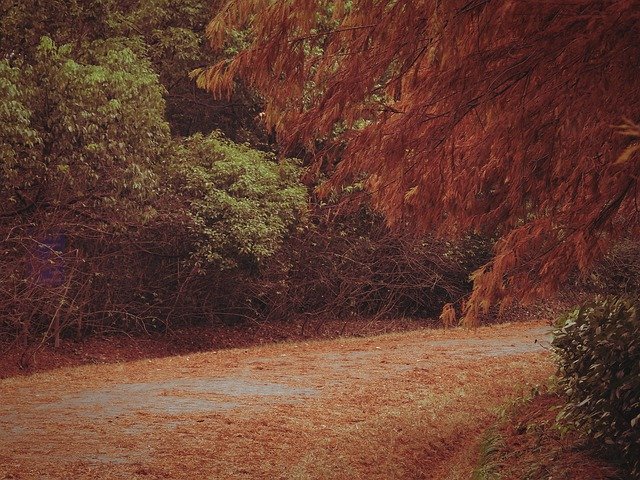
[0,321,554,479]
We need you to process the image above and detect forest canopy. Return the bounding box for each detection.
[200,0,640,323]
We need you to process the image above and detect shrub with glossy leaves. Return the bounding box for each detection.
[553,296,640,478]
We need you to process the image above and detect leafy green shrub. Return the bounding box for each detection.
[0,35,173,339]
[9,36,170,215]
[170,132,307,270]
[0,0,265,141]
[553,296,640,478]
[0,60,40,196]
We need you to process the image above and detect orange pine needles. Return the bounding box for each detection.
[200,0,640,325]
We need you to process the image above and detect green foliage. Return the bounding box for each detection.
[1,0,263,139]
[4,36,170,222]
[0,0,114,60]
[0,28,304,339]
[0,0,206,80]
[553,296,640,478]
[109,0,263,139]
[0,60,41,198]
[110,0,209,86]
[471,429,504,480]
[172,133,307,269]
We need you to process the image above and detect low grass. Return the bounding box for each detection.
[472,388,621,480]
[472,430,504,480]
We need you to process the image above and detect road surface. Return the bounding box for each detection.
[0,321,554,479]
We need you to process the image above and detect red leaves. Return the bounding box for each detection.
[203,0,640,322]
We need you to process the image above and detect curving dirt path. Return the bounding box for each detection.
[0,321,554,479]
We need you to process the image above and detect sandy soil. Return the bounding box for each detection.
[0,320,554,479]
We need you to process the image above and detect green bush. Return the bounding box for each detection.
[170,132,307,270]
[553,296,640,478]
[3,36,170,216]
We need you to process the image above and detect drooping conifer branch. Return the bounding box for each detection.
[201,0,640,325]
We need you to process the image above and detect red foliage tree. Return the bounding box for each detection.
[199,0,640,324]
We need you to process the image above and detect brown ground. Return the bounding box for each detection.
[0,318,439,379]
[1,320,554,480]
